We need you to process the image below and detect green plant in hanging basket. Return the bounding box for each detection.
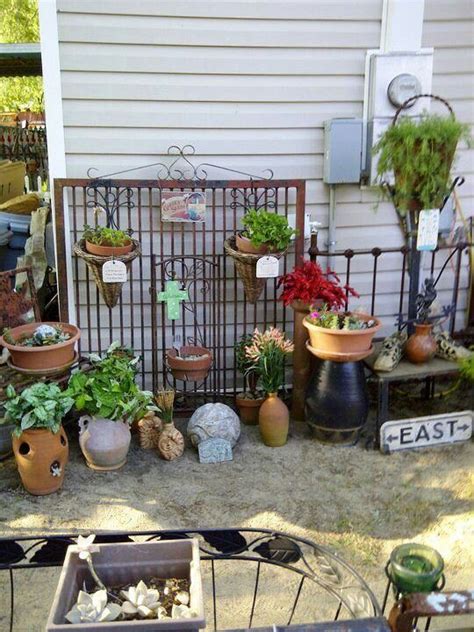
[373,113,471,213]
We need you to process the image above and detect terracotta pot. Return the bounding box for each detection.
[0,322,80,371]
[303,313,381,362]
[78,416,131,471]
[258,393,289,447]
[0,422,15,460]
[235,232,270,255]
[85,239,133,256]
[290,300,313,421]
[166,345,212,381]
[405,323,437,364]
[12,427,69,495]
[235,393,265,425]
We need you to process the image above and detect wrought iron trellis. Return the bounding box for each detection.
[0,124,48,189]
[0,528,381,631]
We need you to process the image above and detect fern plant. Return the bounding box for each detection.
[373,113,471,213]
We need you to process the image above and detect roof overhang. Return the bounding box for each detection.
[0,43,42,77]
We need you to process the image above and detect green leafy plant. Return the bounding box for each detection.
[459,354,474,382]
[4,382,74,437]
[2,324,70,347]
[305,305,376,330]
[235,334,260,393]
[373,113,471,213]
[241,209,297,251]
[66,343,154,423]
[244,327,293,394]
[83,225,132,247]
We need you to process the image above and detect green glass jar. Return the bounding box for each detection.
[389,543,444,594]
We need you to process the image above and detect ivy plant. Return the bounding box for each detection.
[241,209,296,251]
[373,113,471,213]
[3,383,74,437]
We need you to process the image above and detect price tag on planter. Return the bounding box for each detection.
[256,256,279,278]
[102,260,127,283]
[417,209,440,251]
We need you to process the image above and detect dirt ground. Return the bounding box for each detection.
[0,382,473,631]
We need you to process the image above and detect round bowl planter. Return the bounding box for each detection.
[166,345,213,381]
[303,313,381,362]
[235,392,265,425]
[235,232,270,255]
[389,543,444,594]
[12,426,69,495]
[0,422,16,460]
[78,416,131,471]
[0,322,80,372]
[85,239,133,257]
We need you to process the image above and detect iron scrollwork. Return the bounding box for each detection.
[85,179,135,231]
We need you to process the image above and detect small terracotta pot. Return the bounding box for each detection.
[0,322,80,371]
[259,393,289,447]
[303,313,381,362]
[78,416,131,471]
[12,427,69,495]
[85,240,133,256]
[236,232,270,255]
[166,345,213,381]
[405,323,437,364]
[236,393,265,425]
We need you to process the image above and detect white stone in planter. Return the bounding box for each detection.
[187,403,240,448]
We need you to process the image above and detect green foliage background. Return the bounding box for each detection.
[0,0,44,112]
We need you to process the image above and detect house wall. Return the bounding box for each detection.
[53,0,473,338]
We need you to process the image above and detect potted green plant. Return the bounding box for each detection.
[303,305,381,362]
[234,334,264,425]
[0,322,80,373]
[3,382,73,495]
[245,327,294,447]
[373,102,471,213]
[224,209,297,303]
[46,535,205,630]
[66,343,155,470]
[83,224,134,256]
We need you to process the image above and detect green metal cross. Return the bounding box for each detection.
[157,280,188,320]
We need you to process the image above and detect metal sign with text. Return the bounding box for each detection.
[380,410,473,454]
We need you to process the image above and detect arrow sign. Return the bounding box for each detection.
[381,411,473,454]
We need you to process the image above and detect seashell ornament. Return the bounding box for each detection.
[137,412,163,449]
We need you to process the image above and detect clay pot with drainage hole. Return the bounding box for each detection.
[12,427,69,495]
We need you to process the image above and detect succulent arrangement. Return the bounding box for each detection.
[305,305,377,331]
[4,382,74,437]
[2,323,71,347]
[241,208,296,252]
[82,224,132,248]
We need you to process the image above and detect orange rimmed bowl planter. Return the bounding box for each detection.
[235,232,271,255]
[166,345,213,381]
[303,313,381,363]
[85,239,134,257]
[0,322,80,372]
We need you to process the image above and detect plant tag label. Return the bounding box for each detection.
[417,209,440,251]
[256,256,279,278]
[380,410,472,454]
[102,260,127,283]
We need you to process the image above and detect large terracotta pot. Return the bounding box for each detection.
[78,416,131,471]
[85,240,133,256]
[12,427,69,495]
[166,345,212,381]
[235,232,269,255]
[258,393,289,447]
[235,393,265,425]
[303,313,381,362]
[405,323,437,364]
[0,322,80,371]
[290,300,313,421]
[0,422,15,460]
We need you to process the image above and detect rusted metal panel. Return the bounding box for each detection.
[388,590,474,632]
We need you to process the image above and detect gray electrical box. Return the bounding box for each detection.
[323,118,364,184]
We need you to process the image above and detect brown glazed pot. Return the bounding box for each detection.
[405,323,437,364]
[12,427,69,495]
[258,393,289,447]
[166,345,213,381]
[235,232,270,255]
[85,240,133,256]
[235,393,265,425]
[0,322,80,371]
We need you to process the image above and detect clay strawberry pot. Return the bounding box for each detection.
[405,323,437,364]
[12,426,69,495]
[303,313,381,362]
[46,539,206,631]
[85,240,133,257]
[235,393,265,425]
[78,416,131,471]
[0,322,80,372]
[166,345,212,381]
[259,393,289,447]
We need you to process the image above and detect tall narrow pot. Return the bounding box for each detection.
[258,393,289,447]
[12,426,69,495]
[290,300,312,421]
[405,323,437,364]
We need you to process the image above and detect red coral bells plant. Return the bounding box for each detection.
[277,260,359,309]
